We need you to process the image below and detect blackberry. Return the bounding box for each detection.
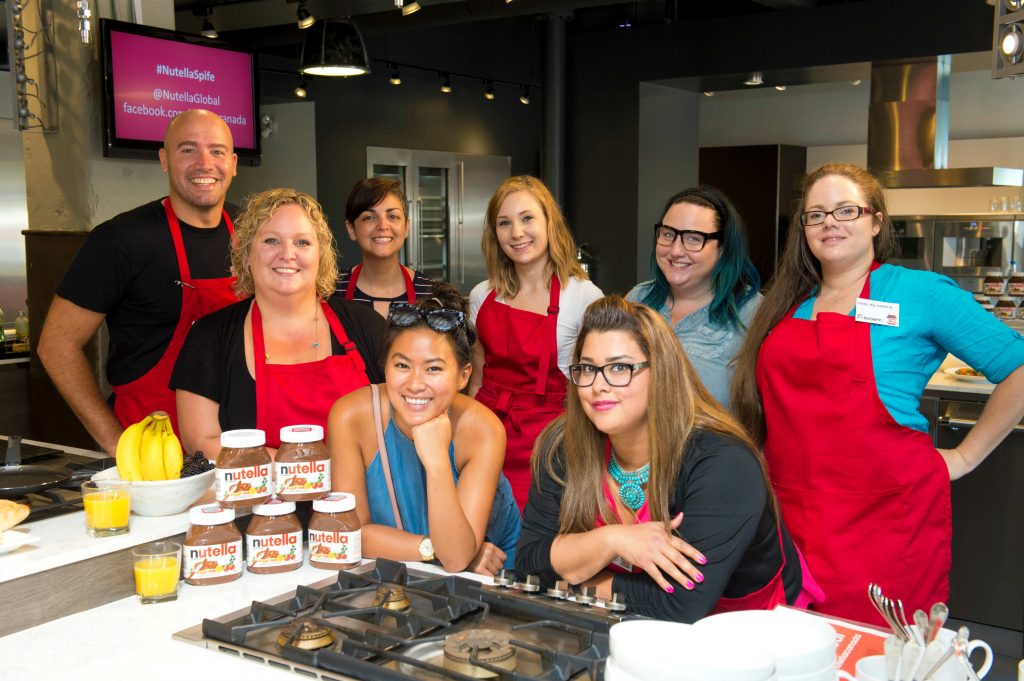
[181,451,214,478]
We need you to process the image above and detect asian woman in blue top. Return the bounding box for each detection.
[732,162,1024,625]
[627,186,761,410]
[327,284,520,576]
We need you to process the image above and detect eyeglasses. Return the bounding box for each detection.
[387,304,466,333]
[568,361,650,387]
[653,224,722,252]
[800,206,873,226]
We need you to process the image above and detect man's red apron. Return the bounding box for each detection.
[111,199,237,433]
[251,299,370,449]
[476,276,564,510]
[757,262,950,625]
[344,263,416,303]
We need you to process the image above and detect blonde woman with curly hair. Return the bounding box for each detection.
[469,176,603,510]
[172,188,385,459]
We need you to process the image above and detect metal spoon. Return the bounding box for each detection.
[927,602,948,642]
[913,609,929,646]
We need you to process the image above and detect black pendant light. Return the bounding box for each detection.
[300,18,370,77]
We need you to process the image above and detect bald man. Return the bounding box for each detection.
[39,109,239,453]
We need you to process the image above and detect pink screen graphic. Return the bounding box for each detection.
[110,31,255,149]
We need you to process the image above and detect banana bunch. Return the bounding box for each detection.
[115,412,184,481]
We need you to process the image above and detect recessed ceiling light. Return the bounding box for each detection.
[484,81,495,100]
[775,85,786,91]
[1001,24,1024,64]
[743,71,763,86]
[440,73,452,93]
[703,91,714,97]
[850,79,862,86]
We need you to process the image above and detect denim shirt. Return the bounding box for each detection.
[627,282,762,411]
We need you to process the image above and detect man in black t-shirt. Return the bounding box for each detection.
[38,109,239,454]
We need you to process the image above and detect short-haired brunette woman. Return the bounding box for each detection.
[329,284,520,576]
[627,185,761,410]
[338,178,434,317]
[731,163,1024,625]
[469,176,603,510]
[516,296,805,622]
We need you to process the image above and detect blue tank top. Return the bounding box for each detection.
[365,417,521,568]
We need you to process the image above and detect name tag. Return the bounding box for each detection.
[855,298,900,327]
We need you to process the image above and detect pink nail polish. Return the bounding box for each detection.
[697,555,707,565]
[685,580,695,590]
[695,573,704,583]
[665,585,675,594]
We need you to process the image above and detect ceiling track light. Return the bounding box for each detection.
[396,0,421,15]
[743,71,763,86]
[518,85,530,105]
[389,63,401,85]
[200,7,218,39]
[300,18,371,77]
[294,78,308,98]
[296,0,315,29]
[1000,23,1024,64]
[483,80,495,100]
[439,73,452,93]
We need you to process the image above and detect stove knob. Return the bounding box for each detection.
[494,569,516,587]
[604,592,627,611]
[576,585,597,604]
[546,579,569,599]
[518,575,541,592]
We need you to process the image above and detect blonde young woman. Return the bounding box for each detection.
[469,176,603,510]
[731,163,1024,625]
[516,296,804,622]
[172,188,385,458]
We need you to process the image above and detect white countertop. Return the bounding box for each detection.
[1,559,487,680]
[924,354,997,396]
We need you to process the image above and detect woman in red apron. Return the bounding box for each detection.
[340,178,434,318]
[516,296,806,622]
[731,163,1024,625]
[469,176,603,510]
[112,199,238,435]
[173,189,384,459]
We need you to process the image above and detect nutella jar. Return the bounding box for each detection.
[275,425,331,502]
[215,429,272,509]
[183,504,243,585]
[1008,272,1024,297]
[982,271,1006,296]
[994,296,1018,320]
[308,493,362,570]
[246,499,303,574]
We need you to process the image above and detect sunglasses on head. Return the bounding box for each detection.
[387,304,466,333]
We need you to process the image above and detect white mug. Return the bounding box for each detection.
[918,627,993,680]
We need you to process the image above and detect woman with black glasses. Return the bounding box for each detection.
[516,295,805,622]
[328,284,520,576]
[627,185,760,410]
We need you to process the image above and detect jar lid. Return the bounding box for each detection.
[221,429,266,448]
[188,503,236,525]
[997,296,1016,302]
[253,498,297,516]
[313,492,356,513]
[973,294,989,300]
[985,271,1004,277]
[279,425,324,444]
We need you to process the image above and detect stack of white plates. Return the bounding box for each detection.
[607,620,777,681]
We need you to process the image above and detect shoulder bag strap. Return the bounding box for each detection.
[370,383,404,531]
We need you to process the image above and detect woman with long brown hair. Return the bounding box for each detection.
[731,162,1024,624]
[469,176,603,510]
[517,295,803,622]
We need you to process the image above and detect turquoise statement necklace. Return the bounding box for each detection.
[608,454,650,510]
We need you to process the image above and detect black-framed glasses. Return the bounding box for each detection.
[800,206,873,226]
[653,224,722,252]
[568,361,650,387]
[387,304,466,333]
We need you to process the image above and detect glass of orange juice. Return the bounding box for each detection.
[82,480,131,537]
[132,541,182,604]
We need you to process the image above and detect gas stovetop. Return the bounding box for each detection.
[1,437,116,522]
[174,559,637,680]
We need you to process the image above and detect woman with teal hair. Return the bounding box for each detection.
[627,185,761,410]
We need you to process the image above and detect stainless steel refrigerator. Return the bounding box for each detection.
[366,146,510,294]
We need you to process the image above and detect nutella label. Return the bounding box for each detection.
[308,528,361,565]
[983,281,1005,295]
[184,540,242,581]
[994,304,1017,320]
[216,464,271,502]
[274,460,331,497]
[1008,281,1024,296]
[247,532,302,568]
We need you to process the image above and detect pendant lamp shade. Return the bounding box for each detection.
[300,19,370,77]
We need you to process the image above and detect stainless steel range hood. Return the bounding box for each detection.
[867,56,1024,188]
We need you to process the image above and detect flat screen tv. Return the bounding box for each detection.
[100,19,260,165]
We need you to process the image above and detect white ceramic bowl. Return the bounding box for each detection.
[91,467,214,516]
[694,609,837,677]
